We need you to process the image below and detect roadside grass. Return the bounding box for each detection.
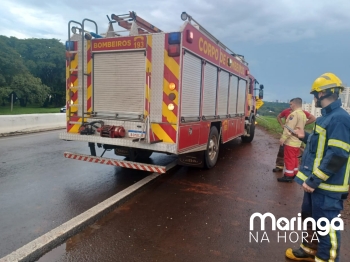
[256,115,314,136]
[0,105,62,115]
[256,116,283,135]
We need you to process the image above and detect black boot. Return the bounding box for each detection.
[277,175,293,182]
[272,167,283,172]
[285,247,315,261]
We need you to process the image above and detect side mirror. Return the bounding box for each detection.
[259,89,264,99]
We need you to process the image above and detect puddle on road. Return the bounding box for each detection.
[37,243,66,262]
[170,180,235,196]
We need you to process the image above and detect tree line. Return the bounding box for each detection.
[257,102,289,117]
[0,36,65,107]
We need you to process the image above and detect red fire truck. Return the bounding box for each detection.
[60,11,265,173]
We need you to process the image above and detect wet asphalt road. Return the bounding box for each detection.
[0,130,174,258]
[37,128,350,262]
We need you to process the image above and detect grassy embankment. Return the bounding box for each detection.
[256,115,314,136]
[0,106,61,115]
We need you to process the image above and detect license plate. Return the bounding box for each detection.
[128,130,146,138]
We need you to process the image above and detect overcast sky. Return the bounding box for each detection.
[1,0,350,103]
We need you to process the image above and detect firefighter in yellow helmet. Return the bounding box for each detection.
[285,73,350,261]
[311,73,343,107]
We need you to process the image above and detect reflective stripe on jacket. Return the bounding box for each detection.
[295,99,350,200]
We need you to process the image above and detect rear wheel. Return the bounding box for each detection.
[241,118,255,143]
[204,126,220,169]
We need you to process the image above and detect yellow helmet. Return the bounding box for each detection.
[310,72,344,94]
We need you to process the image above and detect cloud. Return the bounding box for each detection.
[2,0,350,43]
[0,0,67,40]
[1,0,350,103]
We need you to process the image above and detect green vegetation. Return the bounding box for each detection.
[0,36,65,110]
[0,105,61,115]
[256,101,314,136]
[257,101,289,117]
[257,115,314,135]
[256,116,283,135]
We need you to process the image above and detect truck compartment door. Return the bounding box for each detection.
[237,79,247,115]
[93,51,145,116]
[228,75,238,116]
[202,62,217,118]
[217,70,229,117]
[181,52,201,119]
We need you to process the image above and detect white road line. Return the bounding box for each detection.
[0,159,177,262]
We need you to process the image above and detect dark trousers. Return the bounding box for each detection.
[300,192,343,261]
[275,145,284,169]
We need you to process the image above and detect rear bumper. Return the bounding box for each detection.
[59,132,177,154]
[64,152,177,173]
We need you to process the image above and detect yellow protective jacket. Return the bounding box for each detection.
[280,108,307,147]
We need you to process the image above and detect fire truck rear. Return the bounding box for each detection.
[59,11,265,173]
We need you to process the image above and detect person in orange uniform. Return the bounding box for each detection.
[277,98,307,182]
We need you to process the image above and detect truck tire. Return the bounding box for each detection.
[204,126,220,169]
[241,118,255,143]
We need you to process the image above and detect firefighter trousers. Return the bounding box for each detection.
[300,192,343,261]
[283,145,299,177]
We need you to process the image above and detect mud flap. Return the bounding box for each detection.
[177,151,205,168]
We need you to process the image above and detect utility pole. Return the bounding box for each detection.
[11,93,13,112]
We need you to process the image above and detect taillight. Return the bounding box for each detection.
[168,32,181,44]
[168,32,181,57]
[169,83,176,90]
[186,30,193,43]
[168,93,176,101]
[168,103,175,111]
[65,41,77,60]
[168,44,180,57]
[65,51,75,60]
[65,41,75,51]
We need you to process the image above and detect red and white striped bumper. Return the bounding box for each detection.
[64,152,170,174]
